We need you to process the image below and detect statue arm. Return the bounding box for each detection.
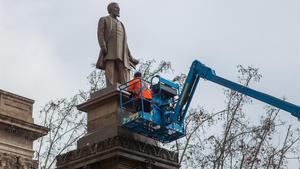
[97,17,107,49]
[127,45,139,66]
[127,45,133,59]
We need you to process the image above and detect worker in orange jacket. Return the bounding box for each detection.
[127,71,152,112]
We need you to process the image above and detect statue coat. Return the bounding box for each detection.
[96,15,133,70]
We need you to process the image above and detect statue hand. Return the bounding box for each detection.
[131,58,139,65]
[102,47,107,55]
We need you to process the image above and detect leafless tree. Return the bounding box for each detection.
[166,65,300,169]
[35,96,87,169]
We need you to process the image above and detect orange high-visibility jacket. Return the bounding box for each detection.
[127,78,152,99]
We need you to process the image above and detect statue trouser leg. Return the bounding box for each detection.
[105,60,130,86]
[105,60,116,86]
[116,60,130,84]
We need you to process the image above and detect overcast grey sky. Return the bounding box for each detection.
[0,0,299,123]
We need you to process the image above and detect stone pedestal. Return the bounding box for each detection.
[77,84,154,148]
[56,85,180,169]
[0,89,48,168]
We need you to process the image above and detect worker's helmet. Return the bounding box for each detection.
[134,71,142,78]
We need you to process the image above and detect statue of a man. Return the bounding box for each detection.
[96,2,139,86]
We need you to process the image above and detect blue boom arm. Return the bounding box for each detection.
[174,60,300,123]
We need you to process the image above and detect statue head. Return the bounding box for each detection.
[107,2,120,18]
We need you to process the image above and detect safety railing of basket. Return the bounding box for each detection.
[119,78,152,125]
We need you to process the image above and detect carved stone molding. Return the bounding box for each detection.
[0,113,48,141]
[57,136,178,166]
[0,152,37,169]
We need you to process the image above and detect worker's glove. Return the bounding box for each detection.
[129,91,136,98]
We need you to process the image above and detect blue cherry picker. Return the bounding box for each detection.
[119,60,300,143]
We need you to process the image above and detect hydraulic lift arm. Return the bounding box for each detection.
[120,60,299,143]
[174,60,300,123]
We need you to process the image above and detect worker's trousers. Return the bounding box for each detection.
[105,60,130,86]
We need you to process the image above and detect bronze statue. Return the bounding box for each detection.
[96,2,139,86]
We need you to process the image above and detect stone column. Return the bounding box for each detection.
[0,89,48,169]
[56,85,180,169]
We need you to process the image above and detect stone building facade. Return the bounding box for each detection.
[0,89,48,169]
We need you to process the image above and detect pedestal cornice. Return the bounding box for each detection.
[57,136,179,169]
